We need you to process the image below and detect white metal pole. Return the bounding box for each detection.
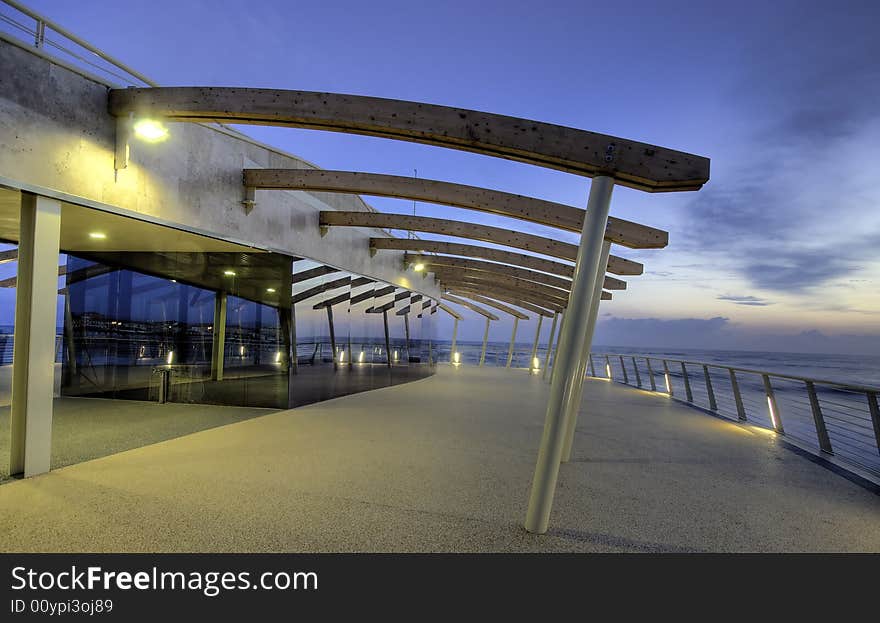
[450,317,459,364]
[542,311,559,379]
[211,292,227,381]
[529,315,544,370]
[548,309,566,384]
[478,317,490,366]
[505,317,519,368]
[560,240,611,462]
[524,176,614,534]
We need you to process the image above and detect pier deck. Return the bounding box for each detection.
[0,366,877,552]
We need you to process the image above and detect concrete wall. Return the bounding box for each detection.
[0,39,439,300]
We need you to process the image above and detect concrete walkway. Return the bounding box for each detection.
[0,366,877,552]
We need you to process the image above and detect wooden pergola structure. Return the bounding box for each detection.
[109,86,709,534]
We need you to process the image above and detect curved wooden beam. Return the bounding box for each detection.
[245,169,667,249]
[441,279,567,313]
[324,212,644,275]
[437,302,464,321]
[410,253,626,291]
[411,254,572,289]
[110,87,710,192]
[446,292,529,320]
[441,294,500,321]
[445,279,611,307]
[373,237,641,277]
[447,289,555,318]
[434,268,570,304]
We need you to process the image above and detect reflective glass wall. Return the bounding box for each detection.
[60,250,292,409]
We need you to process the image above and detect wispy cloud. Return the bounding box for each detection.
[716,294,773,306]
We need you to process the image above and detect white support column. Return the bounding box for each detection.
[542,312,559,379]
[548,309,566,384]
[560,240,611,462]
[478,317,490,366]
[9,194,61,477]
[529,315,544,370]
[449,317,459,364]
[211,292,227,381]
[505,317,519,368]
[525,176,614,534]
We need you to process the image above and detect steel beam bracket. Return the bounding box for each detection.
[242,185,256,214]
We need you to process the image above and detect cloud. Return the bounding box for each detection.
[716,294,773,306]
[678,14,880,297]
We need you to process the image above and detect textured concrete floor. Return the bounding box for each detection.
[0,398,275,481]
[0,366,877,552]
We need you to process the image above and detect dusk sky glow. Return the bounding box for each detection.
[9,0,880,354]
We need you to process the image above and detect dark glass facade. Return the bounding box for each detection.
[57,247,436,411]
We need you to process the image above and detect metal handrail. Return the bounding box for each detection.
[0,0,157,86]
[590,351,880,479]
[592,351,880,393]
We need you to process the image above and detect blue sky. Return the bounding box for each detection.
[8,0,880,353]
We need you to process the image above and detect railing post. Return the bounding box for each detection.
[506,317,518,368]
[646,358,656,391]
[525,176,614,535]
[619,355,629,384]
[805,381,833,454]
[478,317,489,367]
[588,353,595,377]
[34,19,46,49]
[605,354,612,379]
[662,359,673,396]
[703,365,717,411]
[865,391,880,455]
[729,369,746,421]
[763,374,784,433]
[631,356,642,388]
[680,362,693,402]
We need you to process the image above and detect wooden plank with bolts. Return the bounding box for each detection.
[244,169,668,249]
[110,87,710,192]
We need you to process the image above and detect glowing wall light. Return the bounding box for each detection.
[532,357,540,370]
[358,351,365,363]
[166,350,174,365]
[413,263,425,272]
[88,231,107,240]
[606,363,612,379]
[393,350,399,362]
[664,373,672,393]
[239,346,245,356]
[453,351,461,365]
[275,351,281,363]
[133,119,169,143]
[339,350,346,363]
